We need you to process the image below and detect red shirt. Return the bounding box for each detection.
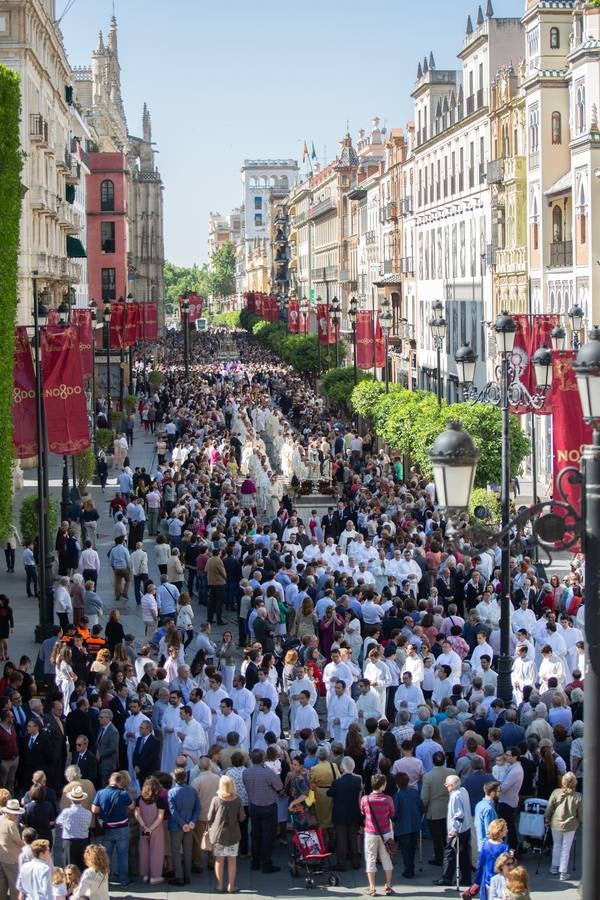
[0,724,18,759]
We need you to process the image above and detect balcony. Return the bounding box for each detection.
[29,114,48,145]
[486,244,497,267]
[479,162,486,184]
[365,230,377,246]
[30,187,57,216]
[400,256,414,275]
[504,157,525,182]
[66,160,81,184]
[311,265,338,282]
[399,198,413,216]
[466,95,475,115]
[57,200,80,233]
[477,88,485,109]
[487,159,505,185]
[310,196,335,220]
[495,246,527,275]
[549,240,573,268]
[57,149,71,173]
[528,151,540,170]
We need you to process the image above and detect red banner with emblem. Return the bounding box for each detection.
[317,303,337,345]
[12,326,38,458]
[550,350,592,513]
[246,292,255,314]
[511,314,559,413]
[144,302,158,340]
[72,309,93,379]
[374,315,385,368]
[41,325,90,455]
[109,301,124,349]
[254,293,263,317]
[179,293,203,323]
[356,311,374,368]
[124,302,139,347]
[47,309,60,326]
[288,299,299,333]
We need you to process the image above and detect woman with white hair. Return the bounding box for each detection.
[544,771,582,880]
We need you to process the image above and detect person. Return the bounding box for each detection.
[207,775,246,893]
[71,844,110,900]
[503,865,532,900]
[107,537,131,603]
[497,747,523,851]
[15,838,53,900]
[242,748,282,874]
[22,784,55,848]
[0,797,23,898]
[473,781,500,860]
[95,710,119,787]
[359,773,395,896]
[55,785,92,870]
[91,771,134,887]
[134,776,166,885]
[23,541,38,599]
[544,771,583,880]
[435,774,472,888]
[206,549,226,626]
[421,750,455,867]
[463,818,509,900]
[132,720,161,787]
[0,596,14,663]
[327,756,363,871]
[167,766,200,886]
[286,754,315,831]
[393,772,425,880]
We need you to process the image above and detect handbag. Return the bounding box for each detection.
[367,799,397,856]
[200,828,214,852]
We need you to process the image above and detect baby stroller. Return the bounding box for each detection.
[290,828,340,889]
[519,797,549,872]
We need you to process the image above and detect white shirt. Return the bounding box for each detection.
[402,655,424,687]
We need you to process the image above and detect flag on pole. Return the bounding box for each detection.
[311,142,317,161]
[302,141,309,163]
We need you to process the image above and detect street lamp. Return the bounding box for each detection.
[551,324,567,352]
[568,303,585,349]
[330,296,341,367]
[455,342,477,386]
[102,301,112,429]
[380,297,393,393]
[349,296,358,384]
[181,294,190,377]
[300,296,309,335]
[430,300,447,407]
[429,420,481,510]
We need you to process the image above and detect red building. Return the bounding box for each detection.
[87,152,128,305]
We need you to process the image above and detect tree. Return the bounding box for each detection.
[163,261,210,313]
[209,241,236,298]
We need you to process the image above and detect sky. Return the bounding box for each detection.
[59,0,525,267]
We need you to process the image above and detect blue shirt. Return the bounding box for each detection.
[93,787,131,826]
[474,797,498,849]
[118,473,133,494]
[393,787,424,836]
[167,783,200,831]
[108,544,131,570]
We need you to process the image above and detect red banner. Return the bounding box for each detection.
[72,309,93,379]
[511,314,559,412]
[550,350,592,512]
[12,327,38,458]
[374,315,385,368]
[124,302,139,347]
[356,311,374,368]
[109,301,124,349]
[317,303,337,345]
[179,293,204,323]
[268,295,279,323]
[47,309,60,326]
[144,302,158,340]
[288,299,299,333]
[255,294,263,317]
[246,292,256,314]
[42,325,90,455]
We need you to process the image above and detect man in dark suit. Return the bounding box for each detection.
[321,507,336,541]
[44,699,68,792]
[132,721,161,786]
[326,757,364,871]
[72,734,98,785]
[109,684,129,766]
[65,697,95,754]
[20,718,52,789]
[95,709,120,787]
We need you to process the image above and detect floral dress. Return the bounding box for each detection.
[286,769,315,830]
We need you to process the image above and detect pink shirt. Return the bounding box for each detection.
[391,756,424,788]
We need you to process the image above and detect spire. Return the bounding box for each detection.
[94,30,105,54]
[335,132,359,169]
[429,51,436,70]
[423,55,429,74]
[485,0,494,17]
[466,14,473,35]
[417,60,423,79]
[107,16,118,54]
[476,5,484,26]
[143,103,152,143]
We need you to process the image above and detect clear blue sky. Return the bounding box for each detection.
[60,0,525,267]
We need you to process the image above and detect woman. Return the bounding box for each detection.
[134,776,166,885]
[285,754,315,830]
[164,645,180,683]
[536,738,563,799]
[81,501,100,549]
[166,548,184,590]
[462,818,509,900]
[96,450,108,493]
[345,724,367,777]
[319,605,343,660]
[217,631,236,693]
[487,851,515,900]
[105,609,124,654]
[72,843,110,900]
[0,523,19,574]
[207,775,246,893]
[53,645,77,714]
[71,574,86,628]
[544,771,583,880]
[309,747,340,845]
[359,772,395,896]
[89,648,111,683]
[22,783,55,847]
[0,596,14,662]
[155,535,170,576]
[65,528,81,576]
[293,597,318,639]
[176,592,195,650]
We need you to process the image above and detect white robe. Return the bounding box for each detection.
[251,710,281,750]
[291,704,320,743]
[178,716,208,766]
[363,660,393,716]
[204,687,229,743]
[214,711,248,750]
[160,703,183,772]
[327,693,358,745]
[356,690,383,735]
[289,676,318,737]
[230,687,256,744]
[189,699,212,732]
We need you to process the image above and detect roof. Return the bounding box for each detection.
[373,273,403,286]
[544,170,571,197]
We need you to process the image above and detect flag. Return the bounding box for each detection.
[41,325,90,455]
[143,302,158,341]
[550,350,592,514]
[72,309,93,379]
[302,141,309,163]
[356,311,374,369]
[311,142,317,161]
[288,299,299,333]
[12,326,38,458]
[109,301,124,349]
[374,315,386,368]
[124,302,139,347]
[179,293,204,323]
[510,314,559,413]
[317,304,337,345]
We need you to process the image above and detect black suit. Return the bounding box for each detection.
[21,733,52,787]
[321,514,336,540]
[72,749,98,785]
[327,773,363,869]
[44,713,67,790]
[65,709,95,752]
[132,733,161,785]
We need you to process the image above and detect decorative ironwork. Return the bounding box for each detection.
[462,350,548,411]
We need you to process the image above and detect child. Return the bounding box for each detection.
[18,827,37,869]
[504,865,531,900]
[487,851,515,900]
[64,865,81,899]
[51,867,68,900]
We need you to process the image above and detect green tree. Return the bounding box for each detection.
[351,380,386,419]
[163,261,210,313]
[446,403,530,487]
[209,241,236,298]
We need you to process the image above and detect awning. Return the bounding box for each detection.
[66,235,87,258]
[544,171,571,198]
[373,273,403,286]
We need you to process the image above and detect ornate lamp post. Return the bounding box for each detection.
[380,296,393,393]
[349,295,358,384]
[430,299,447,407]
[330,296,341,367]
[568,303,585,350]
[300,296,309,334]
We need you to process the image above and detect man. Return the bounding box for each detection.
[191,757,220,873]
[539,643,566,689]
[214,698,246,751]
[168,766,201,886]
[252,608,275,653]
[291,690,319,744]
[21,718,51,788]
[401,643,424,688]
[72,734,98,784]
[16,838,52,900]
[161,690,183,773]
[130,541,149,606]
[497,747,524,851]
[95,709,120,787]
[170,665,198,705]
[157,575,180,624]
[511,644,537,705]
[23,541,39,598]
[421,751,455,867]
[470,631,494,674]
[177,705,208,767]
[434,774,472,888]
[55,784,92,869]
[395,670,425,716]
[243,748,282,874]
[92,771,134,887]
[322,648,352,701]
[327,756,363,871]
[124,698,151,789]
[0,710,18,794]
[473,780,500,859]
[327,680,357,746]
[108,536,131,602]
[251,698,280,751]
[206,548,226,626]
[0,797,21,898]
[288,666,317,744]
[53,576,73,630]
[415,724,445,774]
[65,697,94,754]
[132,720,161,786]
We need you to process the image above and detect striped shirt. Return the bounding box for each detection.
[360,791,395,836]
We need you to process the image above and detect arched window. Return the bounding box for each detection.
[550,27,560,49]
[531,196,539,251]
[552,205,562,243]
[576,85,586,135]
[100,179,114,212]
[579,183,587,244]
[552,111,562,145]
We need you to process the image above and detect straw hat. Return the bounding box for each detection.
[67,785,87,802]
[1,799,22,815]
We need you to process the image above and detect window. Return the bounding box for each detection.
[552,111,562,145]
[531,196,539,251]
[100,179,114,212]
[576,84,586,135]
[254,213,262,227]
[101,221,115,254]
[550,27,560,49]
[254,196,262,210]
[101,268,116,301]
[529,107,539,152]
[552,205,562,243]
[578,183,587,244]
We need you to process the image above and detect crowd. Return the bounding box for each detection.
[0,326,586,898]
